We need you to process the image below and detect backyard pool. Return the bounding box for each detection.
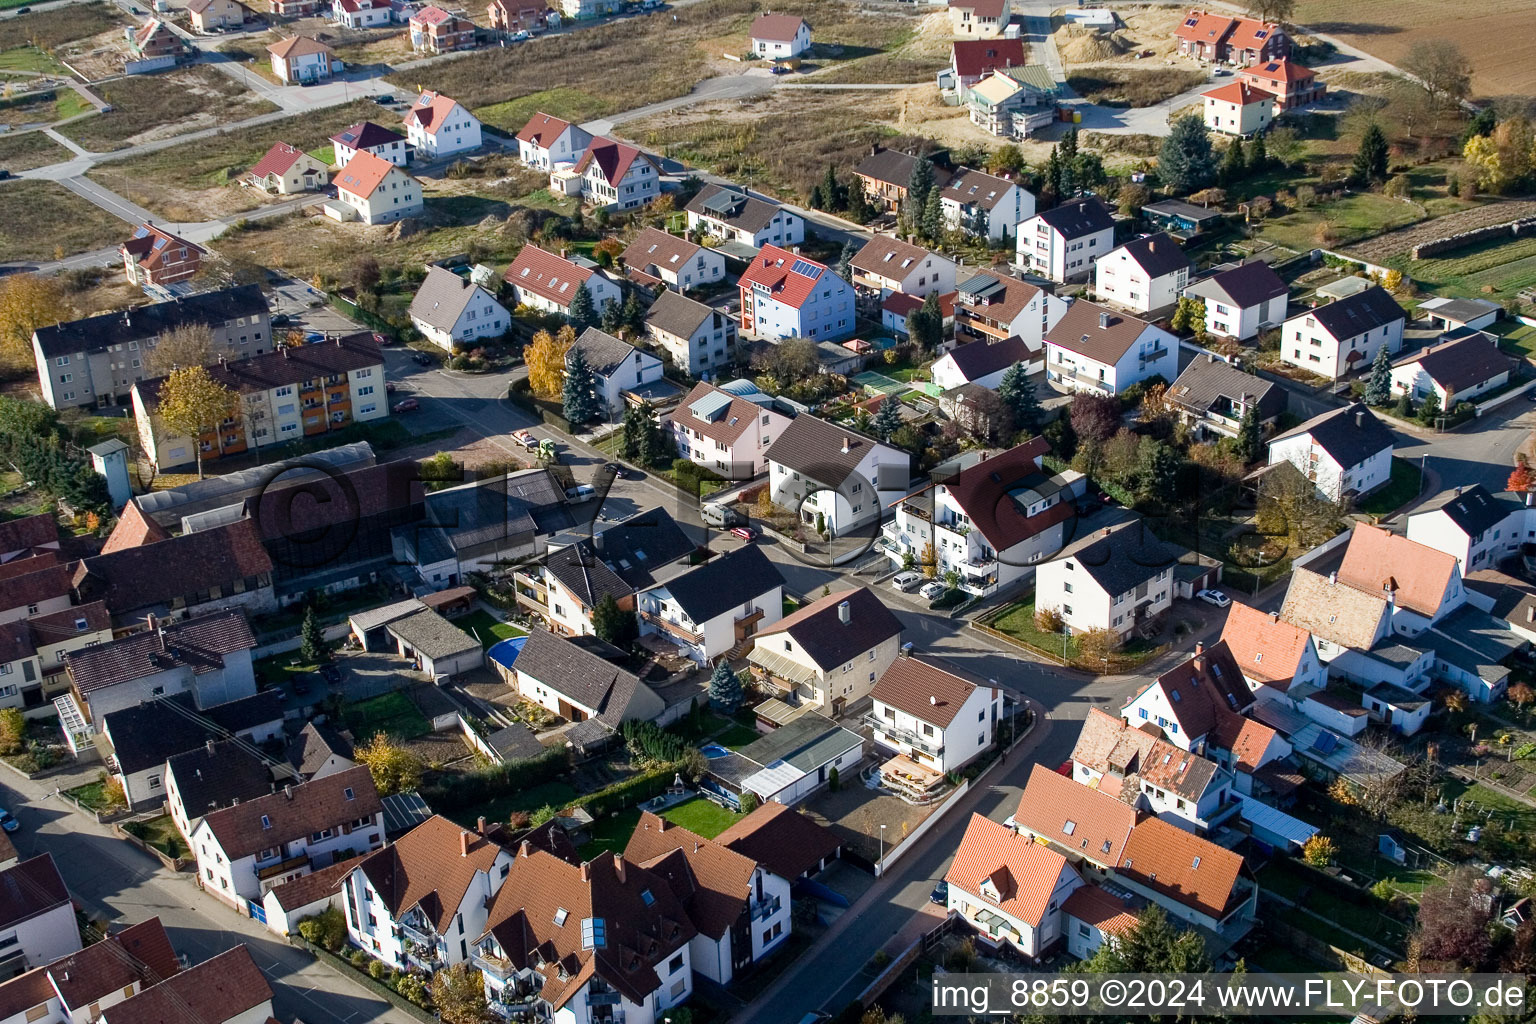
[700,743,731,758]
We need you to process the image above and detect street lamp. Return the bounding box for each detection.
[879,824,886,875]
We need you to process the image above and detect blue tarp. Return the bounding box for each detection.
[488,636,527,670]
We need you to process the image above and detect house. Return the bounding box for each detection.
[766,415,908,537]
[947,38,1027,92]
[1202,80,1274,136]
[32,284,271,411]
[1218,600,1325,701]
[883,290,957,339]
[931,335,1032,392]
[21,602,114,715]
[566,328,664,421]
[1237,59,1323,109]
[1418,296,1502,333]
[848,237,957,301]
[746,587,903,714]
[1167,354,1285,440]
[881,440,1082,596]
[668,381,790,479]
[750,13,810,58]
[1142,198,1224,239]
[504,244,622,317]
[0,564,72,627]
[65,610,258,727]
[246,142,327,194]
[1011,763,1140,871]
[386,608,482,678]
[534,507,695,637]
[1266,403,1395,502]
[402,90,481,159]
[1016,197,1116,282]
[513,630,661,728]
[1334,524,1467,637]
[1390,328,1514,409]
[333,0,391,27]
[944,813,1080,956]
[0,917,180,1024]
[331,121,409,167]
[408,5,476,52]
[645,292,738,377]
[330,150,423,225]
[1183,260,1288,341]
[1062,883,1142,960]
[471,843,695,1021]
[1114,817,1255,934]
[266,36,340,83]
[570,137,660,211]
[1093,233,1191,314]
[285,721,356,781]
[187,0,245,32]
[407,266,510,351]
[621,228,726,292]
[260,854,365,937]
[939,166,1034,241]
[966,69,1057,138]
[130,332,386,469]
[1363,683,1431,736]
[1042,301,1178,396]
[626,812,794,982]
[715,803,842,883]
[637,545,784,664]
[99,691,283,809]
[1407,484,1524,574]
[736,712,864,806]
[1034,520,1186,639]
[869,655,1000,774]
[190,765,384,910]
[514,112,591,171]
[125,18,186,61]
[120,223,203,289]
[1071,709,1235,834]
[853,147,945,212]
[270,0,321,15]
[685,184,806,249]
[1281,285,1406,380]
[952,269,1068,352]
[393,469,571,586]
[0,516,59,567]
[164,740,277,843]
[342,815,514,972]
[97,946,271,1024]
[737,244,855,343]
[0,856,79,972]
[486,0,544,32]
[557,0,619,18]
[1174,9,1288,65]
[949,0,1011,38]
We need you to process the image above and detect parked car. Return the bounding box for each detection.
[11,7,29,12]
[385,381,399,394]
[0,170,12,181]
[730,526,756,541]
[891,571,923,592]
[0,808,18,834]
[320,664,341,685]
[412,351,435,366]
[566,483,597,502]
[929,881,948,904]
[769,63,791,74]
[1196,588,1231,608]
[270,313,291,326]
[304,331,325,344]
[919,581,946,600]
[391,397,419,412]
[513,429,538,450]
[510,29,530,39]
[376,94,394,104]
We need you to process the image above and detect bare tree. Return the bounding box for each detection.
[145,322,216,376]
[1244,0,1294,23]
[1414,865,1494,969]
[1402,40,1472,110]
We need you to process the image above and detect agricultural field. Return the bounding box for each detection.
[1389,234,1536,302]
[1064,66,1207,107]
[0,180,123,260]
[7,3,126,50]
[1289,0,1536,99]
[1344,201,1536,265]
[807,9,951,86]
[56,66,279,151]
[0,46,68,74]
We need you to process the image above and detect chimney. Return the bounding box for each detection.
[614,852,625,883]
[477,815,487,834]
[147,612,158,634]
[205,739,215,756]
[1270,610,1279,622]
[1195,641,1204,656]
[581,861,591,881]
[460,831,470,857]
[929,695,937,705]
[283,784,294,800]
[1098,311,1110,329]
[519,840,531,859]
[560,247,568,259]
[838,600,850,625]
[1206,352,1214,363]
[871,144,880,156]
[1328,571,1338,585]
[841,436,851,454]
[1355,409,1364,428]
[1527,606,1534,624]
[1148,240,1155,252]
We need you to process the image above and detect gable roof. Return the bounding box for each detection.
[33,285,269,360]
[1148,640,1255,741]
[684,184,788,233]
[764,414,897,486]
[853,148,933,189]
[1109,232,1191,279]
[1051,520,1186,598]
[1175,9,1235,43]
[543,510,693,611]
[930,438,1073,550]
[1186,261,1286,309]
[120,223,203,275]
[1168,356,1284,423]
[1336,524,1458,618]
[1203,80,1274,105]
[47,918,180,1010]
[1268,402,1394,469]
[737,243,835,310]
[409,266,497,332]
[1045,300,1156,364]
[1218,601,1313,687]
[513,629,643,725]
[575,137,654,186]
[167,740,274,821]
[646,290,718,340]
[1014,764,1139,865]
[331,120,405,151]
[99,946,270,1024]
[625,812,758,940]
[750,12,807,41]
[939,166,1018,211]
[505,244,596,306]
[656,545,782,625]
[334,149,400,200]
[950,0,1008,18]
[715,803,841,881]
[950,38,1026,79]
[0,855,69,931]
[198,766,380,860]
[102,690,285,774]
[1073,708,1219,803]
[1393,329,1514,395]
[1225,13,1282,51]
[266,35,332,58]
[1416,484,1517,540]
[73,519,272,616]
[515,111,574,146]
[1304,285,1407,340]
[134,333,384,404]
[26,600,110,650]
[753,587,902,672]
[1061,882,1140,937]
[0,563,71,614]
[620,227,703,282]
[1117,816,1244,921]
[357,815,505,932]
[945,814,1072,928]
[1032,196,1114,238]
[569,327,641,377]
[955,269,1043,323]
[1279,567,1389,649]
[0,513,58,556]
[67,611,255,695]
[850,236,941,280]
[872,655,990,728]
[266,853,366,912]
[386,608,480,660]
[286,721,355,778]
[402,90,464,134]
[1242,58,1313,83]
[249,141,315,179]
[672,382,763,445]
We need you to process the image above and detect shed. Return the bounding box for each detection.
[487,635,528,684]
[1378,829,1407,865]
[385,608,483,678]
[1233,793,1318,852]
[349,598,424,651]
[1142,199,1223,238]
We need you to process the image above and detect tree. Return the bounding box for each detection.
[1044,146,1064,200]
[0,274,66,371]
[1257,462,1348,548]
[919,541,937,579]
[1418,389,1442,426]
[1084,904,1211,974]
[1246,131,1268,172]
[822,163,846,211]
[1352,122,1390,184]
[997,361,1042,435]
[1219,137,1246,186]
[156,366,233,481]
[921,188,945,242]
[0,709,23,755]
[1070,392,1121,445]
[871,396,903,440]
[905,293,943,352]
[1383,268,1404,293]
[356,732,424,795]
[1235,403,1262,464]
[836,241,860,282]
[592,593,638,648]
[1135,437,1180,506]
[567,283,597,332]
[1034,605,1064,633]
[146,322,217,376]
[989,144,1025,176]
[351,255,381,294]
[1158,115,1217,195]
[1403,40,1472,109]
[524,326,574,399]
[1117,182,1151,216]
[906,156,936,215]
[434,964,492,1024]
[1169,296,1206,337]
[1244,0,1294,22]
[708,660,743,714]
[622,290,646,334]
[1363,343,1393,405]
[1414,866,1494,968]
[600,298,624,334]
[1514,462,1536,494]
[1075,627,1121,664]
[562,347,600,424]
[1301,833,1336,867]
[299,606,330,663]
[1508,681,1535,709]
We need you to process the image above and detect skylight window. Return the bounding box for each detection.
[554,908,568,926]
[641,889,655,906]
[261,815,272,829]
[581,918,606,950]
[1063,820,1077,835]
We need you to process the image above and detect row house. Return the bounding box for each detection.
[6,602,113,716]
[408,5,477,52]
[668,381,789,480]
[745,586,903,715]
[952,268,1067,352]
[504,244,622,318]
[1016,197,1115,282]
[1218,600,1326,704]
[684,184,806,249]
[1174,9,1289,65]
[644,292,737,377]
[1042,301,1178,397]
[120,223,203,289]
[130,333,387,469]
[737,245,854,342]
[869,655,1000,776]
[765,414,908,537]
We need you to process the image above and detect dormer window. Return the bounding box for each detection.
[261,815,272,829]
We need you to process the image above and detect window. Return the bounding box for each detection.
[669,954,684,973]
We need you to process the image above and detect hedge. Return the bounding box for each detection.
[328,293,409,342]
[420,747,568,811]
[580,764,680,819]
[508,378,575,434]
[619,720,691,763]
[301,942,436,1023]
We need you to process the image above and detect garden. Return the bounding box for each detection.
[123,815,188,860]
[344,691,431,742]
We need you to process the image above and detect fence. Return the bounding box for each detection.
[113,822,192,872]
[297,940,438,1024]
[1476,378,1536,417]
[253,621,351,659]
[1290,526,1356,574]
[875,779,972,877]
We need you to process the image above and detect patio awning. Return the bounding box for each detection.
[753,697,815,727]
[747,645,820,689]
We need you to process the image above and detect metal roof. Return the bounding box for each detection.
[1234,794,1318,849]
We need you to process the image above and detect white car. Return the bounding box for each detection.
[1197,589,1231,608]
[919,581,946,600]
[891,571,922,592]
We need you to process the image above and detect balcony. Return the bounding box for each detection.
[488,994,538,1021]
[639,610,703,646]
[398,915,434,946]
[1138,345,1169,365]
[900,501,931,523]
[587,991,622,1008]
[256,853,309,880]
[866,714,943,757]
[471,949,514,981]
[749,894,781,921]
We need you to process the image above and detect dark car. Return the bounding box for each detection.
[323,183,338,198]
[412,352,435,366]
[376,94,394,104]
[385,381,399,394]
[605,462,637,480]
[0,170,12,181]
[320,664,342,685]
[271,313,291,326]
[392,397,420,413]
[930,881,948,905]
[12,6,29,12]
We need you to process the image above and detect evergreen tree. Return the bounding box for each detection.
[871,395,903,440]
[1045,146,1064,200]
[847,183,874,223]
[562,347,600,425]
[836,240,860,282]
[966,203,989,238]
[636,402,673,468]
[708,660,743,714]
[1247,131,1268,173]
[997,361,1042,434]
[567,283,597,332]
[921,188,945,242]
[906,156,936,214]
[1352,123,1390,184]
[1061,126,1079,164]
[1362,344,1392,405]
[620,401,646,460]
[905,292,943,351]
[1158,115,1217,194]
[807,183,825,211]
[1418,389,1443,425]
[1136,438,1180,506]
[622,291,646,333]
[1235,403,1261,464]
[592,593,638,648]
[1219,137,1246,185]
[300,606,329,664]
[822,163,845,211]
[600,299,624,334]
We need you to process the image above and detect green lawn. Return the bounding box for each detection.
[455,609,525,649]
[660,797,744,838]
[473,87,612,134]
[0,46,66,73]
[253,654,319,685]
[344,691,430,741]
[1357,457,1424,517]
[308,143,335,166]
[124,814,188,859]
[1257,860,1409,950]
[1389,233,1536,301]
[465,780,582,827]
[715,724,760,750]
[986,598,1078,661]
[580,806,642,859]
[64,778,122,812]
[1259,193,1424,253]
[53,90,91,121]
[1489,321,1536,361]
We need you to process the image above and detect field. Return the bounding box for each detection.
[344,691,431,741]
[1389,234,1536,302]
[1064,66,1207,107]
[7,3,126,49]
[0,46,68,74]
[1257,192,1426,253]
[1490,321,1536,360]
[1344,200,1536,265]
[57,66,278,151]
[1289,0,1536,99]
[86,98,394,219]
[809,9,952,85]
[0,180,124,260]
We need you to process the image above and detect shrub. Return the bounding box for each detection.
[349,949,371,968]
[367,959,392,981]
[298,906,349,953]
[1034,605,1065,633]
[621,719,691,764]
[581,764,679,819]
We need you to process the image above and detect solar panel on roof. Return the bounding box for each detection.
[1311,730,1339,754]
[789,259,822,279]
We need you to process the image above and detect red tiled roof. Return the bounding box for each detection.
[882,290,956,319]
[1014,764,1139,866]
[1061,882,1139,936]
[944,813,1072,928]
[715,803,841,881]
[410,4,453,23]
[1148,640,1254,741]
[750,12,807,41]
[1117,817,1245,921]
[737,243,830,310]
[505,244,595,306]
[72,520,273,616]
[198,765,379,860]
[334,149,398,200]
[356,816,502,932]
[1226,15,1281,52]
[574,137,652,187]
[625,812,756,940]
[1242,58,1312,84]
[0,563,72,615]
[249,142,312,179]
[1218,601,1311,687]
[100,502,169,554]
[100,946,270,1024]
[950,0,1007,17]
[950,38,1026,78]
[1175,10,1235,44]
[515,111,573,145]
[1203,80,1275,106]
[1336,524,1458,618]
[934,439,1072,550]
[120,223,202,276]
[266,35,332,58]
[1210,714,1279,773]
[48,918,180,1009]
[402,89,459,134]
[0,513,58,556]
